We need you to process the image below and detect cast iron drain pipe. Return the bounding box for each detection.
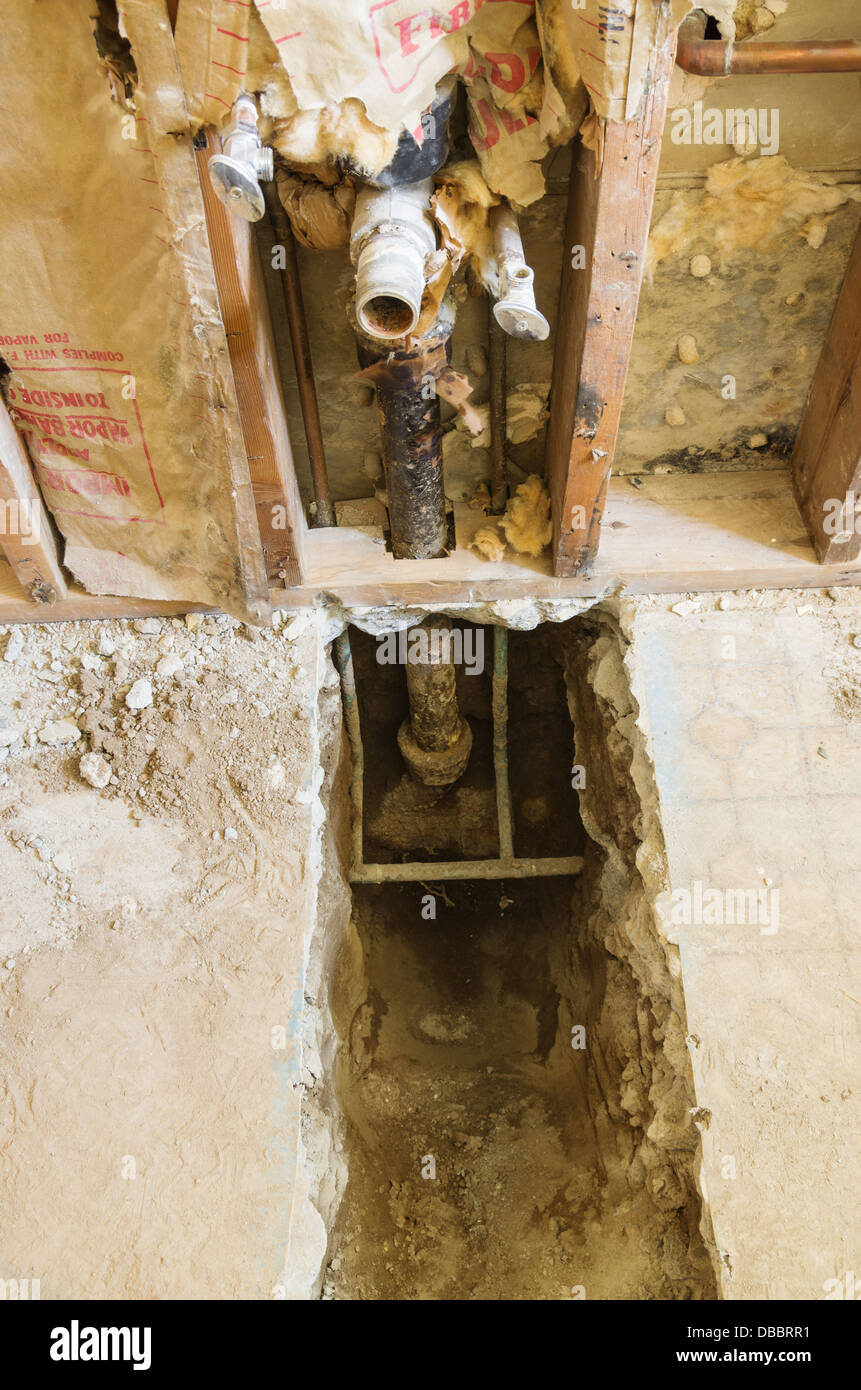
[397,616,473,787]
[677,14,861,74]
[354,303,454,561]
[347,83,455,560]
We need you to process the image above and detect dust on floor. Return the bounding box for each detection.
[0,609,329,1299]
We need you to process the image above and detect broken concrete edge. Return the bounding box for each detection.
[609,599,725,1291]
[273,610,350,1300]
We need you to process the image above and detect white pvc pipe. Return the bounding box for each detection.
[350,180,436,341]
[491,205,549,341]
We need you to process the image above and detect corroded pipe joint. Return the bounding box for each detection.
[350,180,436,342]
[397,718,473,787]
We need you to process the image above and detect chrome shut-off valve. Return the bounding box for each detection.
[208,93,274,222]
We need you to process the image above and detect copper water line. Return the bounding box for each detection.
[677,28,861,76]
[263,184,335,528]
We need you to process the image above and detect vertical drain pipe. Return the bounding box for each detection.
[351,179,450,559]
[333,630,364,874]
[397,616,473,786]
[348,84,455,560]
[356,323,451,559]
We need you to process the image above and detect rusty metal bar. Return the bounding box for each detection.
[263,183,335,527]
[333,629,364,873]
[492,626,515,861]
[352,855,584,883]
[334,623,583,883]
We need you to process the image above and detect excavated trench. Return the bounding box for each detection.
[317,614,719,1301]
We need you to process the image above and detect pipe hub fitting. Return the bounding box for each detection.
[351,179,436,342]
[397,715,473,788]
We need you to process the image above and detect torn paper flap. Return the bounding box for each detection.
[434,368,483,435]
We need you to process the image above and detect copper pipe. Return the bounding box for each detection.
[488,302,507,514]
[677,35,861,76]
[263,184,335,527]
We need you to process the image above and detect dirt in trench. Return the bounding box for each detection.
[325,619,716,1300]
[326,875,711,1301]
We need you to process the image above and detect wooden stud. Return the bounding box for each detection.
[196,132,306,586]
[0,398,68,604]
[545,32,677,576]
[792,222,861,563]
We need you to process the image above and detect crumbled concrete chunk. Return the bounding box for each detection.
[79,752,112,789]
[38,720,81,745]
[156,654,184,679]
[3,629,24,663]
[282,614,313,641]
[125,678,153,710]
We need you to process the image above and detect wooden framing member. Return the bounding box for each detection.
[2,467,859,624]
[545,31,677,576]
[0,398,68,605]
[196,132,306,586]
[792,222,861,563]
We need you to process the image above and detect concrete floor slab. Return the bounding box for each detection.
[630,595,861,1299]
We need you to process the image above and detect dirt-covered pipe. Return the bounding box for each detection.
[397,616,473,786]
[355,315,453,560]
